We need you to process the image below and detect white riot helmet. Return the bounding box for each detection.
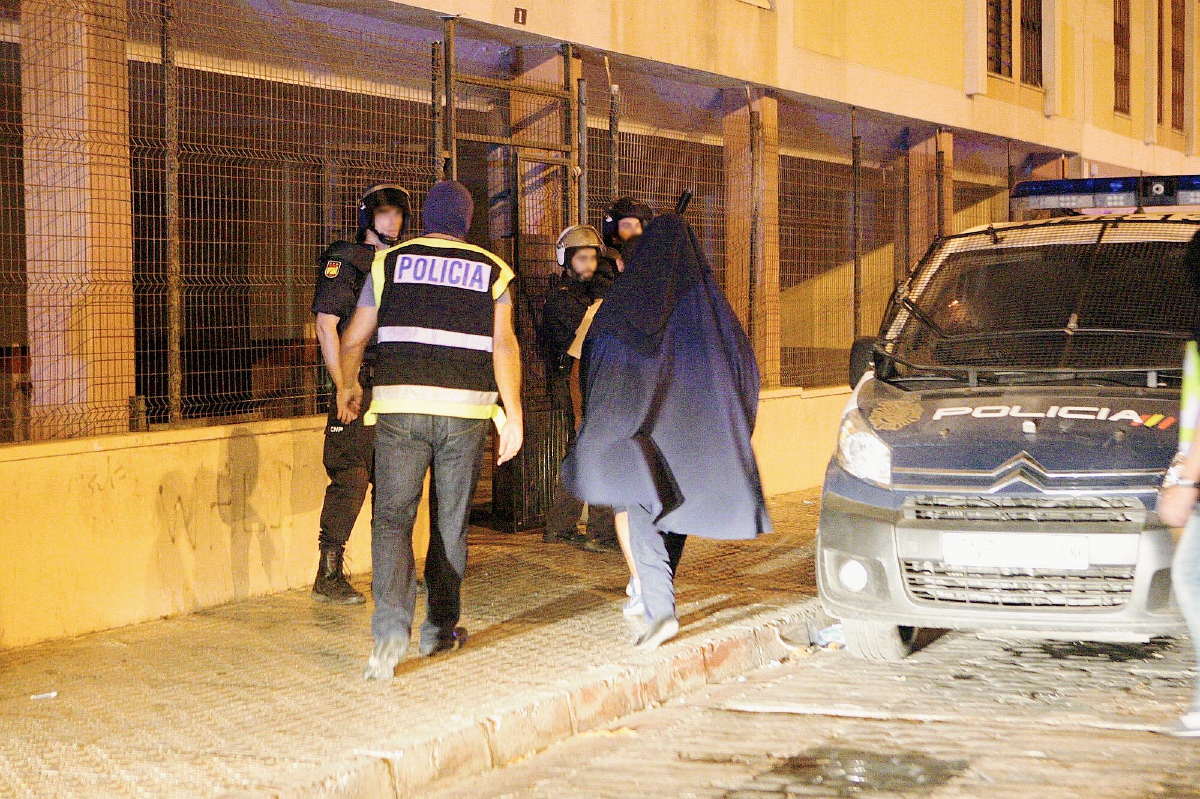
[555,224,604,267]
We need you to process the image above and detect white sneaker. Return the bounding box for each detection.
[1167,711,1200,738]
[363,634,409,681]
[622,578,644,617]
[634,615,679,650]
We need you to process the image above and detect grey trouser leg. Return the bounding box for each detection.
[628,505,684,624]
[370,414,431,642]
[422,416,488,635]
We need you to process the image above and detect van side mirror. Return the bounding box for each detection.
[849,336,877,387]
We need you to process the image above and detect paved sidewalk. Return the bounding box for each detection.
[0,492,821,798]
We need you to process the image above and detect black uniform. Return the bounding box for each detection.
[541,258,617,545]
[311,240,376,550]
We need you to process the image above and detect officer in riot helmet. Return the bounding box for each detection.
[542,224,618,552]
[309,182,411,604]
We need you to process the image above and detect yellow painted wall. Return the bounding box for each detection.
[752,386,850,496]
[779,242,898,349]
[0,417,429,650]
[0,389,841,650]
[795,0,964,90]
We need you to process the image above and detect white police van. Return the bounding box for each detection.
[818,175,1200,659]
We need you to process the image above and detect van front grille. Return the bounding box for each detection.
[901,559,1135,608]
[907,495,1141,525]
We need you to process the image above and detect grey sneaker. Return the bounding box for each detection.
[634,615,679,650]
[1166,712,1200,738]
[363,634,409,680]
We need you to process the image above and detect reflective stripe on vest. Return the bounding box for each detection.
[377,325,494,352]
[364,384,507,431]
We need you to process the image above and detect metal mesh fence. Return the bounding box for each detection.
[128,0,433,430]
[0,0,1056,448]
[777,106,907,388]
[582,57,728,290]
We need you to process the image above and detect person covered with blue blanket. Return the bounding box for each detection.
[560,213,772,649]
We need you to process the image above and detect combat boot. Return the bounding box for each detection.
[312,546,366,605]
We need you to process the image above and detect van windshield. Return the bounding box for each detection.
[883,219,1200,380]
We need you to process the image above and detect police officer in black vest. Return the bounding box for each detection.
[338,180,524,680]
[309,183,411,604]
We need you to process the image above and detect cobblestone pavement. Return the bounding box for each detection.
[428,586,1200,797]
[0,493,820,798]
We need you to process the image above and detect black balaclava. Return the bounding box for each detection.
[423,180,474,239]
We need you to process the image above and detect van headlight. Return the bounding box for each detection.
[835,409,892,488]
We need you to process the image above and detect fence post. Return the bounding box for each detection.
[608,81,620,201]
[431,41,444,183]
[163,0,183,424]
[723,89,780,389]
[851,107,862,339]
[562,43,576,226]
[441,17,457,181]
[577,77,588,225]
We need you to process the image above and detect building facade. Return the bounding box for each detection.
[0,0,1196,647]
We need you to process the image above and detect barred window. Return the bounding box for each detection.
[1114,0,1131,114]
[1020,0,1043,87]
[1172,0,1186,131]
[987,0,1013,77]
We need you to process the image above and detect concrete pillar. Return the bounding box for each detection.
[20,0,134,440]
[723,89,780,389]
[905,128,953,268]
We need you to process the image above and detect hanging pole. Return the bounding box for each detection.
[897,126,911,280]
[562,43,576,225]
[606,56,619,202]
[851,107,862,339]
[431,42,444,183]
[934,127,947,237]
[747,87,760,348]
[442,16,458,181]
[163,0,182,424]
[577,77,588,224]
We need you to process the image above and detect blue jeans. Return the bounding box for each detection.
[370,413,488,643]
[1173,515,1200,711]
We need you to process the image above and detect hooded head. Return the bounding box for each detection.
[423,180,474,240]
[587,214,712,355]
[602,197,653,249]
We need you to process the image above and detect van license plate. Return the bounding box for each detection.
[941,533,1089,570]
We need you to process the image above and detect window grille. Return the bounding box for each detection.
[988,0,1014,77]
[1021,0,1043,88]
[1114,0,1132,114]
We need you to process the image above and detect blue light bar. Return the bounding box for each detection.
[1011,175,1200,210]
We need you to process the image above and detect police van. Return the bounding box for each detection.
[817,175,1200,659]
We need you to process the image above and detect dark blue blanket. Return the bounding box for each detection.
[560,215,772,540]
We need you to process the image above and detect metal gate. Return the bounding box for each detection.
[435,22,587,530]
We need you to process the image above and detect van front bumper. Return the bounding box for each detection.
[817,466,1185,639]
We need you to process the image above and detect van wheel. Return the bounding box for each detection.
[842,620,917,661]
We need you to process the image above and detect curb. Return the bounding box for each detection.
[286,598,825,799]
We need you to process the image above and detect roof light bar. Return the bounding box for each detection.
[1010,175,1200,211]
